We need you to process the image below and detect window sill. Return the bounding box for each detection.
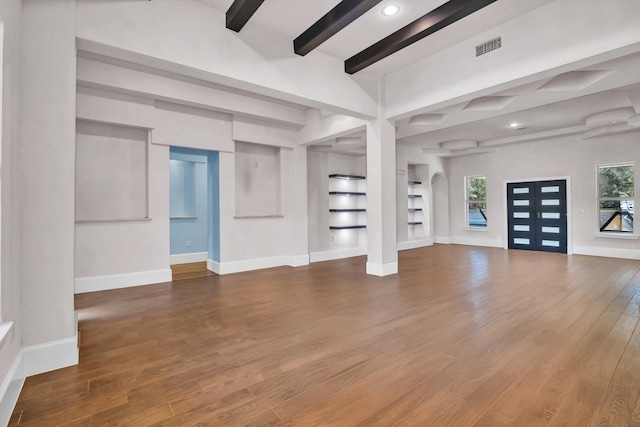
[464,227,488,232]
[233,215,284,219]
[594,232,639,240]
[76,218,151,224]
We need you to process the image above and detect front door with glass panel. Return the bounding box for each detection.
[507,180,567,253]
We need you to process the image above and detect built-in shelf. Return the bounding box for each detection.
[408,221,423,225]
[408,208,422,212]
[408,180,422,185]
[408,194,422,198]
[329,173,367,234]
[330,191,366,196]
[329,174,366,180]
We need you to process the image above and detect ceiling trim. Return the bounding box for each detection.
[226,0,265,32]
[345,0,498,74]
[294,0,383,56]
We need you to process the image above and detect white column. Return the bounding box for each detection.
[366,79,398,276]
[291,145,310,266]
[20,0,78,372]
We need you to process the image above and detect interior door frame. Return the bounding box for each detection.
[503,176,572,255]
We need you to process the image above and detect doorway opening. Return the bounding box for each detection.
[169,147,220,279]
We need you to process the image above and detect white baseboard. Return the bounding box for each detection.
[0,334,79,425]
[434,236,451,244]
[366,261,398,277]
[290,254,310,267]
[207,259,221,274]
[75,269,172,294]
[573,245,640,260]
[0,350,24,427]
[450,236,504,248]
[170,252,208,265]
[207,255,309,275]
[22,334,78,377]
[309,247,367,263]
[397,238,433,251]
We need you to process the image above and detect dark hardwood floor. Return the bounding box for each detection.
[9,245,640,426]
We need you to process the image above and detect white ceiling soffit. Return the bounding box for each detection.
[440,139,478,150]
[335,136,364,146]
[584,107,635,128]
[395,50,640,152]
[537,70,614,92]
[408,113,447,125]
[580,107,640,139]
[462,96,517,111]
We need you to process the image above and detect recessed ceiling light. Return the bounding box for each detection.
[381,4,399,16]
[509,122,520,128]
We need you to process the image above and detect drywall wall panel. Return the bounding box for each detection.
[75,141,170,279]
[75,121,148,221]
[21,0,77,347]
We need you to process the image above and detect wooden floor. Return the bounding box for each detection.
[9,245,640,426]
[170,262,217,281]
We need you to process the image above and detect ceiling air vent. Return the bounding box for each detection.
[476,36,502,57]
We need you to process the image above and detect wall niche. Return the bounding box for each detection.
[234,141,282,217]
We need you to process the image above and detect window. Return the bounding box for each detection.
[598,163,634,233]
[466,176,487,228]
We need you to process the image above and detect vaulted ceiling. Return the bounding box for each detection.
[194,0,640,156]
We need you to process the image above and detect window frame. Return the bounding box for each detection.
[596,162,635,235]
[465,175,487,230]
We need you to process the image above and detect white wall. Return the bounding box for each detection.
[308,151,367,258]
[447,132,640,258]
[395,144,448,247]
[20,0,77,350]
[0,0,23,421]
[74,0,377,118]
[214,116,309,271]
[76,84,309,283]
[74,133,170,287]
[75,89,230,291]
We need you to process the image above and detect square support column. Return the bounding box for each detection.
[366,90,398,276]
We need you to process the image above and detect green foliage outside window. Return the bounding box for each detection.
[599,164,634,198]
[467,176,487,202]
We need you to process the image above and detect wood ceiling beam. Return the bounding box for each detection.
[294,0,383,56]
[226,0,265,32]
[345,0,498,74]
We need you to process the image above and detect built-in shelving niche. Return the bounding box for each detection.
[329,174,367,233]
[408,179,425,232]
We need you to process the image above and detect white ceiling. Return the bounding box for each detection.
[193,0,640,156]
[194,0,551,73]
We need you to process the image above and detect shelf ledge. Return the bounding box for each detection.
[329,174,366,180]
[329,191,366,196]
